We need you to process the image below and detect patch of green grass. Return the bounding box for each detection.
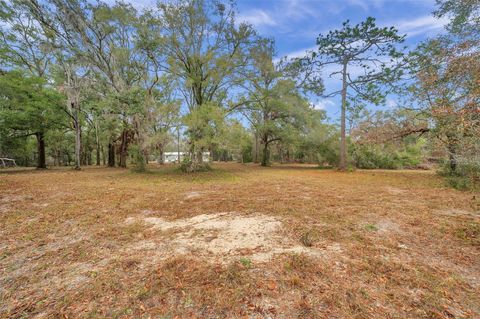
[364,224,378,231]
[239,257,252,268]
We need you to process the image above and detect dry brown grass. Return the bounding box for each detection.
[0,163,479,318]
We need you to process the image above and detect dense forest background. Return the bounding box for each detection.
[0,0,478,189]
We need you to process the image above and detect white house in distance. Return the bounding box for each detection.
[162,152,210,163]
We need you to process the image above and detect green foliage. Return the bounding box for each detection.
[45,130,75,165]
[128,144,146,172]
[440,159,480,191]
[0,0,53,76]
[159,0,257,169]
[299,118,339,167]
[350,140,424,169]
[411,1,479,190]
[0,71,65,142]
[179,156,211,173]
[244,60,314,166]
[0,134,36,166]
[434,0,480,34]
[0,71,65,131]
[0,0,472,197]
[0,71,67,167]
[179,156,193,173]
[213,119,253,162]
[239,257,252,268]
[302,16,407,169]
[184,102,226,153]
[314,18,406,100]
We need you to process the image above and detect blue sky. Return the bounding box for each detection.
[125,0,448,121]
[234,0,448,120]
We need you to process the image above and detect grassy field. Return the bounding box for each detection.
[0,163,479,318]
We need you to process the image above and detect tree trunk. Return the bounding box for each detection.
[254,133,259,163]
[36,132,47,169]
[88,150,92,165]
[119,129,128,168]
[261,141,269,167]
[339,61,348,171]
[158,146,164,164]
[108,142,115,167]
[447,141,457,172]
[81,150,87,166]
[186,144,205,171]
[73,102,81,170]
[96,145,101,166]
[101,145,106,166]
[95,121,101,165]
[143,150,149,166]
[177,126,181,164]
[196,149,204,165]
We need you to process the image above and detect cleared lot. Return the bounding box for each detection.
[0,163,479,318]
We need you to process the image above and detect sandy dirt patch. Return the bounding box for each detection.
[385,186,407,195]
[376,219,402,233]
[126,212,336,262]
[437,208,480,219]
[184,191,202,199]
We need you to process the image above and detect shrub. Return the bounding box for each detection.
[128,144,146,172]
[179,156,193,173]
[440,157,480,191]
[350,141,424,169]
[179,155,211,173]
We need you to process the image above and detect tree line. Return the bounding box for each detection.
[0,0,478,188]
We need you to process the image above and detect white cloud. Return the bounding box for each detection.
[312,99,335,110]
[275,46,316,62]
[386,98,397,108]
[281,0,321,20]
[347,0,369,12]
[396,15,449,37]
[104,0,155,10]
[238,9,277,27]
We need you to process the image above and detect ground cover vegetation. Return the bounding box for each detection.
[0,0,479,317]
[0,164,479,318]
[0,0,477,188]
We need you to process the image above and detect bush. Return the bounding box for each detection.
[350,142,423,169]
[179,156,193,173]
[350,144,396,169]
[440,157,480,191]
[179,156,211,173]
[129,144,146,172]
